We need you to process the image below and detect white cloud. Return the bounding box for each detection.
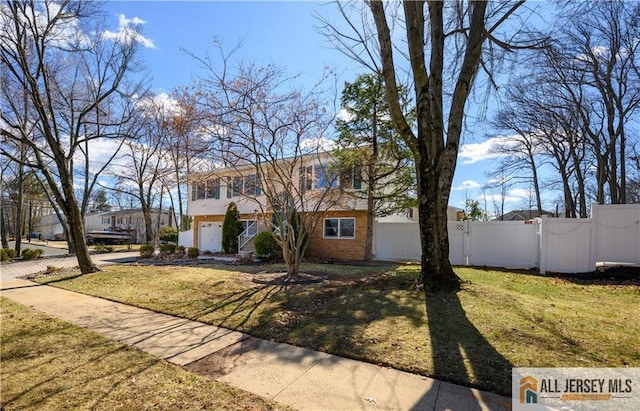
[0,2,91,50]
[102,14,156,49]
[458,135,522,164]
[337,107,354,122]
[300,137,335,153]
[454,180,483,191]
[483,188,532,205]
[135,92,181,117]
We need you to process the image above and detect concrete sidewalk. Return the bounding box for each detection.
[1,257,511,410]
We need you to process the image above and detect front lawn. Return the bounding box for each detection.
[36,263,640,395]
[0,297,286,410]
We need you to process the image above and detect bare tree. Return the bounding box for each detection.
[491,95,548,215]
[194,48,344,278]
[160,88,214,231]
[319,1,543,292]
[1,1,146,273]
[112,94,172,244]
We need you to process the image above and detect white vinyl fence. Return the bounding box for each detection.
[374,204,640,274]
[178,229,194,248]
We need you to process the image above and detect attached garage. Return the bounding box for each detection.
[198,222,222,252]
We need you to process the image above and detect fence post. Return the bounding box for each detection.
[463,220,470,266]
[589,203,599,271]
[538,216,546,274]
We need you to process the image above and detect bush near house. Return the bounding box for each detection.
[160,243,176,254]
[222,202,242,254]
[187,247,200,258]
[175,245,185,256]
[4,248,17,260]
[253,231,280,261]
[21,248,43,260]
[139,244,155,258]
[1,249,8,262]
[159,226,178,243]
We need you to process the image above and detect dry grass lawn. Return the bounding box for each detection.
[34,262,640,395]
[0,297,288,411]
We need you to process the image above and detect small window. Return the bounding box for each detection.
[323,217,355,239]
[315,164,337,188]
[244,174,260,196]
[206,178,220,199]
[339,164,362,190]
[299,166,312,191]
[233,176,243,197]
[196,182,206,200]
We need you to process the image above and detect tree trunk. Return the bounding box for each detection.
[364,110,378,261]
[1,205,8,249]
[417,164,462,293]
[61,180,98,273]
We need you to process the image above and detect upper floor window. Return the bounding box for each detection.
[315,164,338,188]
[192,177,221,200]
[298,166,313,191]
[339,164,362,190]
[233,176,243,197]
[206,178,220,200]
[196,181,206,200]
[232,174,260,197]
[244,174,261,196]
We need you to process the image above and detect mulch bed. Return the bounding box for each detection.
[551,265,640,286]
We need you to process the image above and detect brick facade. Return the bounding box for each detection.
[305,210,368,261]
[194,210,368,261]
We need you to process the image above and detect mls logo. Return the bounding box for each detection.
[520,376,538,404]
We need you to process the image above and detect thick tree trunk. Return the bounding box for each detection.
[417,164,462,293]
[61,180,98,273]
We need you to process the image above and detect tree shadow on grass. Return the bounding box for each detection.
[424,290,513,397]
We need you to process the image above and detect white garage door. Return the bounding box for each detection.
[199,222,222,252]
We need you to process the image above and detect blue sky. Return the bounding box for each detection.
[102,1,552,214]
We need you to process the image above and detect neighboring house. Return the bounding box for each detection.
[33,208,173,243]
[33,212,65,240]
[187,151,460,260]
[496,209,556,221]
[85,208,173,244]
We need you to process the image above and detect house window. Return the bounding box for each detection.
[299,166,312,191]
[196,182,206,200]
[339,165,362,190]
[244,174,260,196]
[315,164,338,188]
[233,176,243,197]
[101,217,110,225]
[191,183,197,201]
[206,178,220,199]
[323,217,355,239]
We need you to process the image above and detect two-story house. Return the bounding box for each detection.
[187,151,371,260]
[187,150,463,261]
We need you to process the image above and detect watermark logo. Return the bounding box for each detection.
[520,376,538,404]
[513,368,639,411]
